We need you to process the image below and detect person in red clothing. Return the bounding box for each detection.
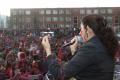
[5,63,13,79]
[5,50,16,79]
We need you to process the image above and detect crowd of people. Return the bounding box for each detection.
[0,28,78,80]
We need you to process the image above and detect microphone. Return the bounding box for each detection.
[61,35,83,49]
[61,40,75,48]
[76,35,84,44]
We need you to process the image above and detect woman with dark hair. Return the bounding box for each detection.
[41,14,119,80]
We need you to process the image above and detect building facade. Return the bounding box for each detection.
[10,7,120,33]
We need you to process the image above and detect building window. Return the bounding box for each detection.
[46,24,51,28]
[80,9,85,14]
[86,9,92,14]
[46,10,51,14]
[22,18,25,22]
[21,25,25,29]
[53,24,58,28]
[59,9,64,14]
[107,9,112,14]
[93,9,99,14]
[52,17,58,22]
[79,16,84,21]
[46,17,51,22]
[106,16,112,23]
[13,24,17,29]
[19,18,22,23]
[115,16,119,23]
[53,10,58,14]
[66,17,71,22]
[39,17,43,22]
[12,11,17,15]
[59,17,64,21]
[73,17,78,24]
[66,9,71,14]
[39,10,45,14]
[59,24,64,28]
[66,24,70,28]
[100,9,106,14]
[25,17,31,23]
[27,24,31,28]
[13,18,16,22]
[50,24,53,28]
[25,10,31,15]
[19,10,24,15]
[115,16,120,33]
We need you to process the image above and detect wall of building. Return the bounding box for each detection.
[10,7,120,33]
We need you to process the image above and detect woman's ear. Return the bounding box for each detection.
[86,25,89,32]
[86,25,95,38]
[85,25,89,38]
[86,25,92,34]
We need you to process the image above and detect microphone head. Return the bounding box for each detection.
[76,36,84,44]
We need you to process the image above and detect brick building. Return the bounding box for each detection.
[10,7,120,33]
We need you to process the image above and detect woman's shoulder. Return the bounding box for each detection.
[78,41,106,55]
[80,42,97,50]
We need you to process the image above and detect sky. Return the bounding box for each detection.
[0,0,120,16]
